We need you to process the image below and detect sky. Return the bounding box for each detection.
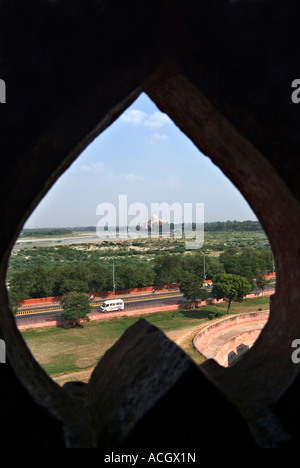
[25,92,257,229]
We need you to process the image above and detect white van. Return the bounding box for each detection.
[99,299,124,313]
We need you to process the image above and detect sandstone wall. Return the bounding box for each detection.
[193,311,269,366]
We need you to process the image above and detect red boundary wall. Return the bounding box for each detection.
[18,283,181,307]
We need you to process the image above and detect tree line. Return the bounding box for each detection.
[58,269,256,327]
[204,220,263,231]
[9,247,273,303]
[20,228,73,237]
[19,220,262,238]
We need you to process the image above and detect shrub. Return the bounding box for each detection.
[208,310,225,320]
[214,310,225,318]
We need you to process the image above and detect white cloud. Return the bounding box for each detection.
[79,163,143,183]
[79,162,113,177]
[143,111,171,129]
[80,165,92,173]
[120,109,147,126]
[120,109,171,130]
[119,173,144,182]
[144,133,169,145]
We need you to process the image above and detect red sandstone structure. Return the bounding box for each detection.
[193,311,269,367]
[0,0,300,449]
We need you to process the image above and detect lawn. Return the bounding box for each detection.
[21,295,270,380]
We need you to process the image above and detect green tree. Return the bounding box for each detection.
[86,263,110,292]
[9,269,34,300]
[7,288,23,315]
[135,265,155,287]
[206,261,225,280]
[212,273,251,314]
[60,291,91,327]
[219,247,238,264]
[28,264,55,298]
[182,253,206,280]
[54,264,90,295]
[182,252,225,281]
[154,253,183,285]
[115,264,136,289]
[255,275,269,296]
[219,248,256,287]
[179,275,208,308]
[59,278,89,295]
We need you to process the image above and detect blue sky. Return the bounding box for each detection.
[25,92,257,228]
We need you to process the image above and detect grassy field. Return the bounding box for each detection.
[21,295,270,382]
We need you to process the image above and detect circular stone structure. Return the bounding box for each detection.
[193,311,269,368]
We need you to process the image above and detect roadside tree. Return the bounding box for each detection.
[212,273,251,314]
[7,288,23,315]
[255,275,269,296]
[179,275,208,309]
[60,291,91,327]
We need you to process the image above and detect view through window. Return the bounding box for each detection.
[7,93,275,381]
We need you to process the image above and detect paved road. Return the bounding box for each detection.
[15,283,275,327]
[15,291,189,326]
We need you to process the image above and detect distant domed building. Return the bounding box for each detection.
[149,214,169,227]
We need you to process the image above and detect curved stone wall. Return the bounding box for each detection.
[193,311,269,367]
[214,329,262,367]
